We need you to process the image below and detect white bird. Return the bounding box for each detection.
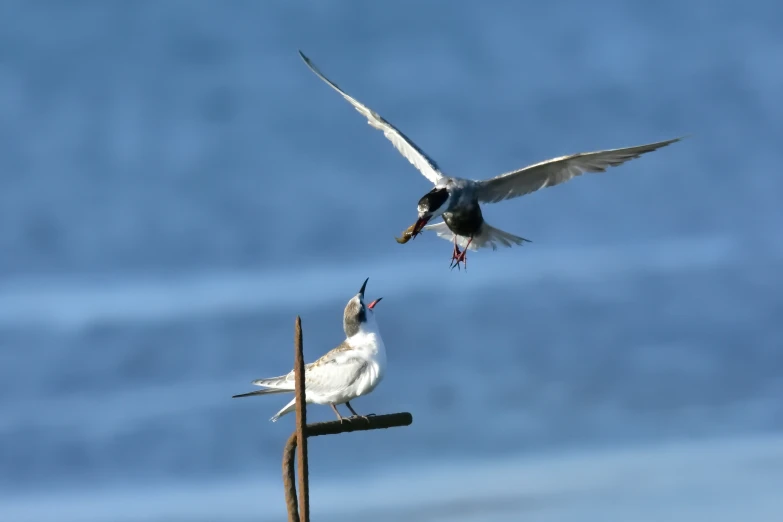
[232,278,386,422]
[299,50,683,270]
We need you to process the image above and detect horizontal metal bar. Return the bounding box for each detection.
[304,412,413,437]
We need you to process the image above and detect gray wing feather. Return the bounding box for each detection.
[246,342,367,395]
[475,137,683,204]
[303,356,368,395]
[250,373,294,389]
[299,50,444,185]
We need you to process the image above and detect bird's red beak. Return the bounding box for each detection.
[367,297,383,310]
[412,216,429,237]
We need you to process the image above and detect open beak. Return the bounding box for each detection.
[367,297,383,310]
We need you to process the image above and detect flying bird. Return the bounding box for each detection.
[232,278,386,422]
[298,50,683,269]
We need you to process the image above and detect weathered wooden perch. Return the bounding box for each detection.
[280,316,413,522]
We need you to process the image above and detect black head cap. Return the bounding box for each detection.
[417,187,449,214]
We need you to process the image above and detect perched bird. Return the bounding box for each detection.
[298,50,683,269]
[232,278,386,422]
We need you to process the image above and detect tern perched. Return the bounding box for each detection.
[299,50,683,269]
[232,278,386,422]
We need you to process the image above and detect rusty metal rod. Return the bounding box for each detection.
[304,412,413,437]
[282,412,412,519]
[293,316,309,522]
[282,432,299,522]
[282,411,413,520]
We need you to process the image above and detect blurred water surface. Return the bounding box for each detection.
[1,1,782,520]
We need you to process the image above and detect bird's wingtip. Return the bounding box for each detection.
[667,134,690,144]
[233,387,266,398]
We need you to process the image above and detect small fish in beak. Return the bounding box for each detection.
[395,216,430,244]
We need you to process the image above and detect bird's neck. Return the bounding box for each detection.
[347,322,383,354]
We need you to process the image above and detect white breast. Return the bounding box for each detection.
[346,322,386,397]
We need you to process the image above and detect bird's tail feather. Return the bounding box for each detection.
[270,398,297,422]
[232,372,296,398]
[423,220,531,251]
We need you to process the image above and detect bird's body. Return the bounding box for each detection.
[444,202,483,239]
[298,50,684,268]
[421,179,531,252]
[440,185,484,239]
[233,278,385,422]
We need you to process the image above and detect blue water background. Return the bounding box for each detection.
[1,1,782,520]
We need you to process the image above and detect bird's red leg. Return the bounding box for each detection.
[450,237,472,271]
[458,238,472,270]
[449,236,463,269]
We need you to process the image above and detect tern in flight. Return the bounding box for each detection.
[299,50,682,269]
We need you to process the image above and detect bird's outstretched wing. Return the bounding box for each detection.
[474,137,684,204]
[299,50,444,185]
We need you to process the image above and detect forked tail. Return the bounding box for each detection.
[270,398,297,422]
[232,388,289,399]
[423,221,531,250]
[232,373,295,399]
